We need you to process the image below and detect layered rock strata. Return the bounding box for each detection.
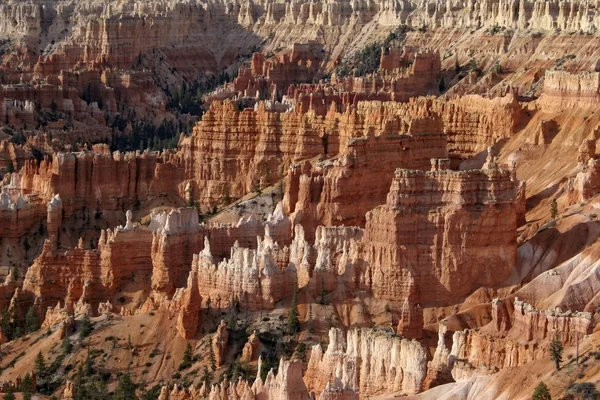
[17,148,181,216]
[232,44,322,101]
[283,102,448,231]
[0,185,46,239]
[427,297,594,384]
[359,158,521,337]
[540,70,600,109]
[23,207,203,314]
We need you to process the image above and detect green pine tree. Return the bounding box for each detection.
[34,352,46,380]
[113,372,137,400]
[25,306,38,334]
[0,307,12,340]
[63,334,73,354]
[532,382,551,400]
[319,275,327,305]
[549,335,563,371]
[308,302,314,334]
[21,372,34,400]
[209,341,216,371]
[2,386,15,400]
[179,342,193,370]
[83,376,109,400]
[201,366,213,388]
[73,365,84,400]
[287,280,300,335]
[229,359,241,382]
[83,350,93,377]
[11,307,21,339]
[80,314,93,337]
[141,385,161,400]
[226,308,237,330]
[206,296,212,315]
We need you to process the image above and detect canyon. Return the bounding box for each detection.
[2,1,600,400]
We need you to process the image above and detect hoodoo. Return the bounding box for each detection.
[1,1,600,399]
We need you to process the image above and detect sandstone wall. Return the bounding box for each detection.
[283,101,448,233]
[570,139,600,203]
[22,222,153,311]
[22,207,203,314]
[541,70,600,106]
[433,94,522,162]
[363,160,520,306]
[233,44,322,101]
[194,229,296,311]
[427,297,594,383]
[150,208,205,295]
[0,186,46,238]
[336,49,441,102]
[17,149,181,216]
[304,327,428,399]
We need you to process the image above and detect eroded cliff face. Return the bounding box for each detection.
[230,44,324,101]
[0,90,528,226]
[193,230,296,312]
[0,184,46,239]
[304,327,428,399]
[426,296,594,384]
[539,70,600,109]
[282,101,448,232]
[150,208,205,296]
[155,356,309,400]
[16,147,181,216]
[22,206,205,314]
[434,93,523,163]
[178,100,323,205]
[5,0,600,72]
[22,212,154,312]
[569,139,600,204]
[363,157,521,307]
[219,47,442,105]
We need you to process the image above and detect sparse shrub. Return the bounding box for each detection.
[80,314,93,337]
[149,348,160,358]
[566,382,600,400]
